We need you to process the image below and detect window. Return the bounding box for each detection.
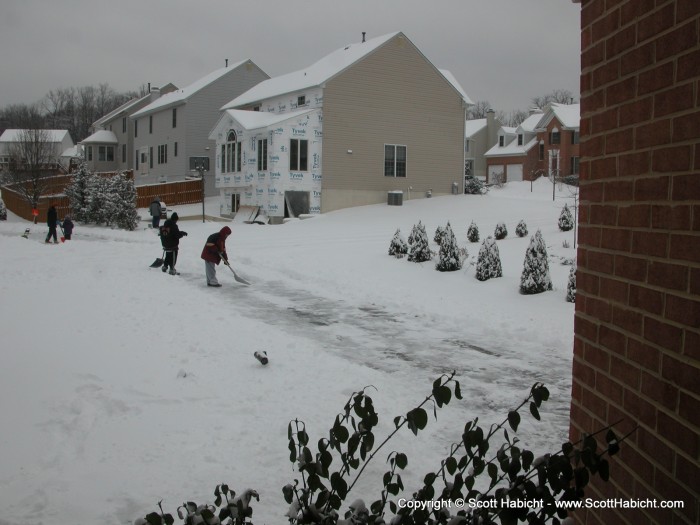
[98,146,106,161]
[539,141,544,161]
[464,159,474,177]
[499,135,505,147]
[253,105,261,112]
[158,144,168,164]
[135,120,138,137]
[149,115,153,134]
[106,146,114,162]
[149,147,153,169]
[86,146,93,161]
[122,117,127,133]
[572,130,580,144]
[550,128,560,145]
[384,144,407,177]
[122,144,127,163]
[465,139,470,153]
[174,142,178,157]
[172,108,177,128]
[135,151,139,170]
[517,134,523,146]
[298,95,306,107]
[222,130,242,173]
[570,156,580,175]
[258,139,268,171]
[290,139,308,171]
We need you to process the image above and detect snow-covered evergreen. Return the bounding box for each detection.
[64,162,92,222]
[520,230,553,294]
[0,198,6,220]
[105,173,140,231]
[475,236,503,281]
[566,264,576,303]
[435,222,462,272]
[558,203,574,231]
[434,225,446,246]
[464,175,487,195]
[515,219,528,238]
[407,221,431,262]
[494,222,508,240]
[467,221,479,243]
[85,174,111,225]
[388,228,408,258]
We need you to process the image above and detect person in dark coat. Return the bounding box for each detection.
[159,212,187,275]
[200,226,231,287]
[62,216,74,240]
[45,205,58,243]
[149,197,162,229]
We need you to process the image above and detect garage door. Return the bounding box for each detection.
[508,164,523,182]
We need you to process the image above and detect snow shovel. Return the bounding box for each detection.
[223,259,251,285]
[58,223,65,243]
[150,251,165,268]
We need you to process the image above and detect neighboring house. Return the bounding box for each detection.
[464,109,501,184]
[571,1,699,523]
[82,83,178,173]
[210,31,470,220]
[0,129,75,171]
[484,103,580,184]
[131,61,269,196]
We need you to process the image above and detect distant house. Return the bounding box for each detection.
[464,109,500,184]
[81,84,178,173]
[130,61,269,196]
[210,31,471,220]
[484,103,580,183]
[0,129,75,171]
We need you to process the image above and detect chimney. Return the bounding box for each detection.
[362,32,366,43]
[225,58,228,67]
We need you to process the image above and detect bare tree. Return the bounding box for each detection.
[496,109,529,127]
[467,100,492,120]
[531,89,576,109]
[3,129,60,221]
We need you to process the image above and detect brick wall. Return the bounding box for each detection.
[571,1,699,523]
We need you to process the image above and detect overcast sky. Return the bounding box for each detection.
[0,0,581,114]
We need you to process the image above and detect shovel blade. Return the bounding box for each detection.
[150,258,164,268]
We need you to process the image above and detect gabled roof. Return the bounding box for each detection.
[132,61,250,118]
[465,119,487,138]
[223,32,468,109]
[536,103,580,130]
[0,129,71,143]
[517,112,544,134]
[93,97,142,128]
[80,130,118,144]
[484,136,538,158]
[210,108,318,139]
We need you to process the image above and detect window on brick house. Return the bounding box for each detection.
[550,127,560,144]
[571,156,580,175]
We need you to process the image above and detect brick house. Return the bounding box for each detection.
[570,1,699,523]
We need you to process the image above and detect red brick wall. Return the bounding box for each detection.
[571,1,699,523]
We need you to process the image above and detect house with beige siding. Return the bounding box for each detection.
[130,61,269,196]
[210,32,470,220]
[81,84,178,173]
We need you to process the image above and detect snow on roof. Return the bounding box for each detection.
[0,129,70,143]
[224,108,318,132]
[438,69,473,105]
[465,119,487,138]
[536,103,580,130]
[93,97,142,127]
[517,113,544,134]
[61,146,80,158]
[80,130,118,144]
[484,136,539,158]
[132,61,249,118]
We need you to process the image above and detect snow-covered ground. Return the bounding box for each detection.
[0,179,577,525]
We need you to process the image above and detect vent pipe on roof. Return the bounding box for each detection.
[225,58,228,67]
[148,82,151,92]
[362,32,366,43]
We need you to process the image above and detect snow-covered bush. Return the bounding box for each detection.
[494,222,508,240]
[520,230,553,294]
[467,221,479,243]
[433,225,445,246]
[559,203,574,231]
[515,219,528,238]
[407,221,431,262]
[388,228,408,258]
[0,197,6,220]
[566,265,577,303]
[464,175,487,195]
[64,161,92,222]
[435,222,462,272]
[105,173,140,231]
[85,174,111,225]
[475,236,503,281]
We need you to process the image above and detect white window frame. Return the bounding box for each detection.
[384,144,407,178]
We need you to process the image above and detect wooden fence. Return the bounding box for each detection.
[1,172,204,223]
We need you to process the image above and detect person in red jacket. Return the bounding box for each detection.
[201,225,231,287]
